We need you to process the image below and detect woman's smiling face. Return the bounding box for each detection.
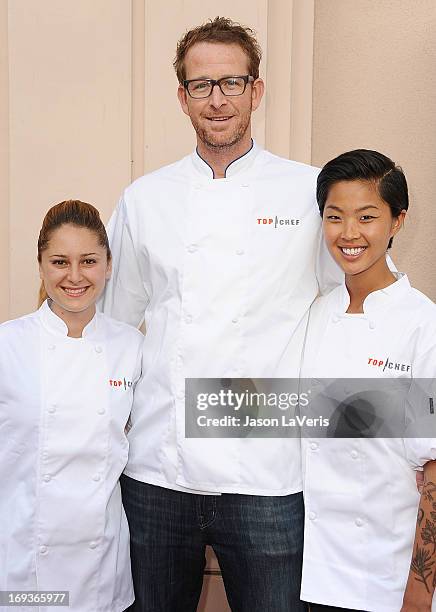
[38,223,112,320]
[322,179,405,278]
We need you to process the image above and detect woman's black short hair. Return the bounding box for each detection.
[317,149,409,248]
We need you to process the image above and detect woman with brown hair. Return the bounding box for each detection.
[0,200,143,611]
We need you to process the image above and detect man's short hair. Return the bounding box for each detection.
[174,16,262,83]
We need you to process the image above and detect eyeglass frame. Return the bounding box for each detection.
[183,75,255,99]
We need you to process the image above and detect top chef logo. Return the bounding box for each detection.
[257,216,300,228]
[109,378,133,390]
[367,357,411,373]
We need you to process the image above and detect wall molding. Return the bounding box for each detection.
[265,0,314,163]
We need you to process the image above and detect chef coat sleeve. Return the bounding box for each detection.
[403,347,436,469]
[315,229,343,296]
[132,330,144,388]
[100,196,149,328]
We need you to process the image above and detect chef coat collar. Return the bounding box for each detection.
[192,139,258,179]
[39,299,99,338]
[338,273,411,315]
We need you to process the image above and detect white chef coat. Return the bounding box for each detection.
[102,141,342,495]
[300,273,436,611]
[0,301,143,612]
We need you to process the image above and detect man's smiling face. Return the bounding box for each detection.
[177,41,263,152]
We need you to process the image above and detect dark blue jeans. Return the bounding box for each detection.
[309,606,368,612]
[121,475,307,612]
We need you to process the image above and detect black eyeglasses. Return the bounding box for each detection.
[183,75,254,99]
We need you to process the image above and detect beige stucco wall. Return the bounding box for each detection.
[312,0,436,300]
[0,0,9,322]
[6,0,132,318]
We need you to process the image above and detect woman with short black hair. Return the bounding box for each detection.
[301,150,436,612]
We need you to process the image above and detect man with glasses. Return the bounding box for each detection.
[103,16,338,612]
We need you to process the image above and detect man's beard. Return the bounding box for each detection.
[191,109,252,151]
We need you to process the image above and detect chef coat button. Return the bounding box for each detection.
[369,321,376,330]
[48,405,56,414]
[184,314,193,324]
[43,474,51,483]
[95,345,103,353]
[89,541,98,549]
[187,244,198,254]
[355,517,364,527]
[310,442,319,451]
[97,407,106,415]
[48,344,56,351]
[332,315,340,323]
[39,545,48,554]
[232,317,239,324]
[177,391,185,400]
[351,450,359,459]
[93,473,101,482]
[309,511,317,521]
[236,249,245,256]
[42,451,49,460]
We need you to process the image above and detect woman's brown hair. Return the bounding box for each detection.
[37,200,111,307]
